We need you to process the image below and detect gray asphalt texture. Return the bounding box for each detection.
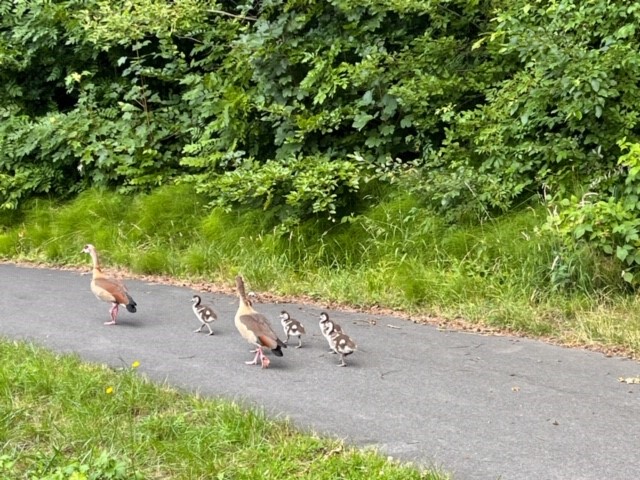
[1,263,639,479]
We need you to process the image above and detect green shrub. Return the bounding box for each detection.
[547,140,640,286]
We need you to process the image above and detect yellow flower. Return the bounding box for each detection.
[131,360,140,369]
[105,386,114,395]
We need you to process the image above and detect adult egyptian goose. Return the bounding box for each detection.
[82,244,137,325]
[191,295,217,335]
[319,311,343,353]
[279,310,306,348]
[234,275,286,368]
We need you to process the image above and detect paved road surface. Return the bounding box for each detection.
[1,264,639,479]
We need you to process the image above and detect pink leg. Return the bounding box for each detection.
[245,349,261,365]
[259,350,270,369]
[105,304,118,325]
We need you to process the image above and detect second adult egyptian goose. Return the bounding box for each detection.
[191,295,217,335]
[82,244,137,325]
[279,310,306,348]
[234,275,286,368]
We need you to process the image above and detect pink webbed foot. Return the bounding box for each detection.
[260,352,270,369]
[245,349,261,366]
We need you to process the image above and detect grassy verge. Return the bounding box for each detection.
[0,339,444,479]
[1,185,639,357]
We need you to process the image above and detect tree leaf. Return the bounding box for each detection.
[616,246,629,261]
[352,113,374,131]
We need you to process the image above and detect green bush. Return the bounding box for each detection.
[3,0,640,293]
[546,140,640,286]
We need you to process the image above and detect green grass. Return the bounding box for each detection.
[0,339,445,480]
[1,184,640,356]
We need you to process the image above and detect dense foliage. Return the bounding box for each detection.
[2,0,640,281]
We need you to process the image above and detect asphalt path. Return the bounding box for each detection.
[1,263,639,479]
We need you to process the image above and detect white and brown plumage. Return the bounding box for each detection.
[319,312,356,366]
[234,275,286,368]
[82,244,137,325]
[191,295,217,335]
[328,330,357,367]
[279,310,306,348]
[319,311,343,353]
